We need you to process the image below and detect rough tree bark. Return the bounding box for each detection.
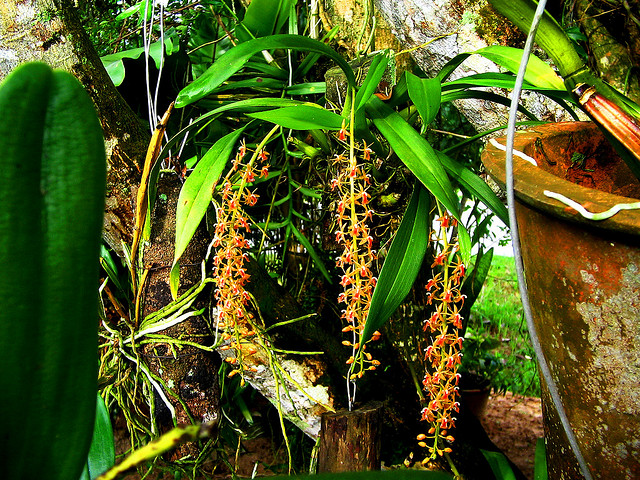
[572,0,640,103]
[1,0,150,257]
[322,0,578,132]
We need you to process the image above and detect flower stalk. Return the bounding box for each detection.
[212,125,278,383]
[332,127,380,408]
[418,209,465,461]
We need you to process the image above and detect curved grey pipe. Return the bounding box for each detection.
[504,1,594,479]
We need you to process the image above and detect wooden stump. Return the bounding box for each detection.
[317,401,383,472]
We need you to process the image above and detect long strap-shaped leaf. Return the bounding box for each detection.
[365,95,471,258]
[170,128,246,297]
[0,63,105,480]
[359,184,431,347]
[175,34,356,108]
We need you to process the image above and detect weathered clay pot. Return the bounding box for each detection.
[481,122,640,480]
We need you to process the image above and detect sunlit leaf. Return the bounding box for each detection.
[355,50,391,112]
[436,47,564,91]
[236,0,294,42]
[84,394,115,480]
[286,82,326,95]
[176,35,355,107]
[360,184,430,346]
[247,105,344,130]
[100,37,178,86]
[406,72,442,130]
[171,128,245,297]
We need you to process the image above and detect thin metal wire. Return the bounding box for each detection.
[505,1,594,479]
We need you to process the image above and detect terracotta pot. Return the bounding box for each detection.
[481,122,640,480]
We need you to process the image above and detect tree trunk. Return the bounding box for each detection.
[1,0,150,256]
[368,0,578,131]
[317,402,383,472]
[572,0,640,104]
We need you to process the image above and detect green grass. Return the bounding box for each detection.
[466,255,541,397]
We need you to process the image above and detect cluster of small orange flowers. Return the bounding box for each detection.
[331,142,381,385]
[417,211,466,461]
[212,139,269,382]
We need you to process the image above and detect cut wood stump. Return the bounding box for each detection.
[317,401,383,472]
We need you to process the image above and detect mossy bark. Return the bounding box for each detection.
[572,0,640,104]
[0,0,149,256]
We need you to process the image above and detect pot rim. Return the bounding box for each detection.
[481,121,640,237]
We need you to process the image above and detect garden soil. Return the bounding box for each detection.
[479,393,543,480]
[113,392,543,479]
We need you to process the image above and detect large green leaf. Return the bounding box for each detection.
[436,46,563,90]
[247,105,344,130]
[360,185,431,346]
[406,72,442,131]
[473,45,564,90]
[488,0,584,81]
[355,50,391,112]
[365,95,471,260]
[236,0,294,42]
[481,450,517,480]
[435,152,509,226]
[100,36,178,86]
[79,394,115,480]
[171,128,245,297]
[176,34,355,107]
[365,96,459,219]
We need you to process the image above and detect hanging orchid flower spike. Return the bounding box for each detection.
[418,209,465,461]
[331,127,381,408]
[213,136,271,384]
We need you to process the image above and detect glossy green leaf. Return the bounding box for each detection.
[441,89,539,120]
[436,46,563,91]
[171,129,245,298]
[475,45,563,89]
[247,105,344,130]
[286,82,327,95]
[360,184,430,346]
[461,248,494,320]
[101,36,178,86]
[435,151,509,226]
[355,50,391,112]
[176,34,355,107]
[406,72,442,130]
[481,450,517,480]
[365,95,471,261]
[290,224,332,283]
[488,0,584,81]
[0,63,105,480]
[535,438,548,480]
[115,2,141,21]
[84,394,115,480]
[236,0,294,42]
[365,96,459,223]
[100,245,124,294]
